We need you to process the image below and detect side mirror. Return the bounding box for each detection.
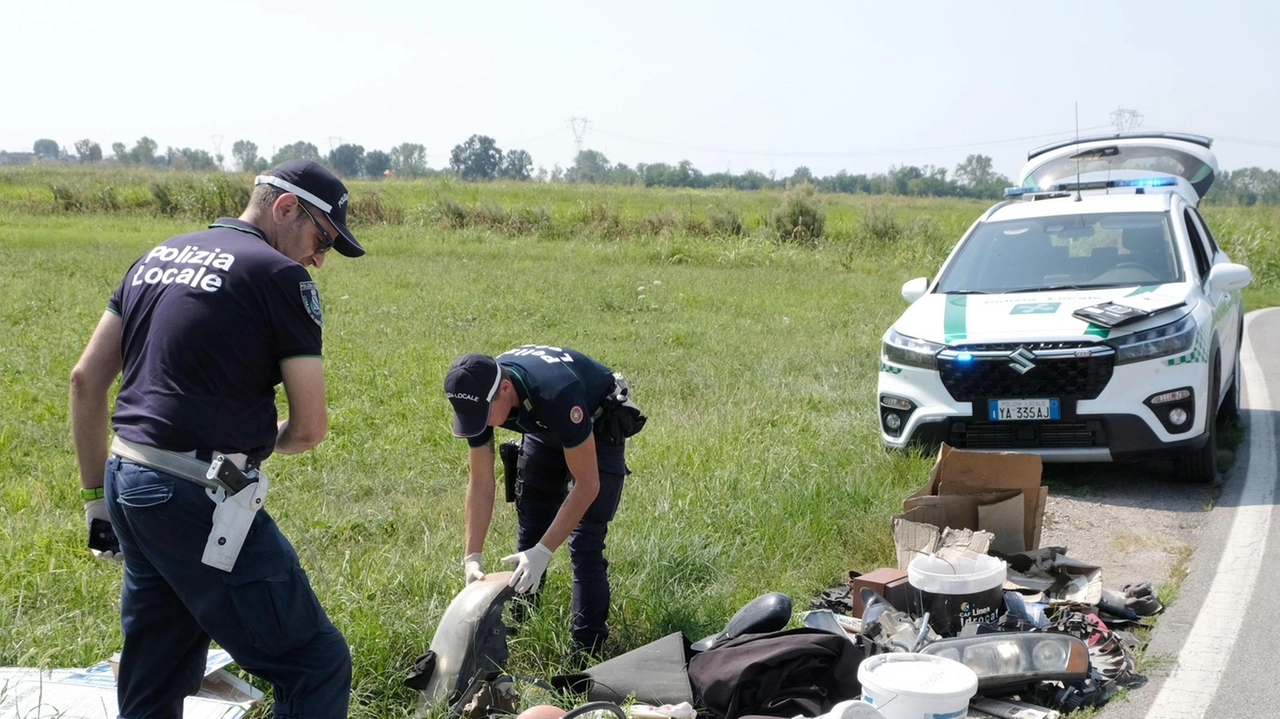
[901,277,929,303]
[1207,263,1251,294]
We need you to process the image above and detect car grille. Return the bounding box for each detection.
[938,346,1114,401]
[949,421,1107,449]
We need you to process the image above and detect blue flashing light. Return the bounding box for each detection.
[1004,186,1040,197]
[956,352,974,363]
[1114,176,1178,188]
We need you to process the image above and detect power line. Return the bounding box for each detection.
[587,125,1114,159]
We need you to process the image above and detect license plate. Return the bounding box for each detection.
[988,398,1060,421]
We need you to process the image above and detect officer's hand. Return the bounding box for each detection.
[463,552,486,585]
[84,498,123,562]
[502,543,553,594]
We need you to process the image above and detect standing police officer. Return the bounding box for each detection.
[69,160,363,718]
[444,345,644,656]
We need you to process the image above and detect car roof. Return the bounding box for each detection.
[985,192,1173,222]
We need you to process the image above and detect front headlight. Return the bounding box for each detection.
[920,632,1090,689]
[882,327,944,370]
[1110,313,1197,365]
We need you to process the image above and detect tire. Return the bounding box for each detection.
[1176,357,1219,484]
[1221,347,1242,423]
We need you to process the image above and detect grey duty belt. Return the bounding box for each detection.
[110,436,252,492]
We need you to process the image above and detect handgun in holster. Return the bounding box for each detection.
[499,440,521,503]
[202,455,268,572]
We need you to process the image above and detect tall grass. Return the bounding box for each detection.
[1,168,1278,717]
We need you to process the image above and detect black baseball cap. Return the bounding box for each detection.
[445,354,502,437]
[255,160,365,257]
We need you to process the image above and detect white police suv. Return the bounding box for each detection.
[878,133,1251,482]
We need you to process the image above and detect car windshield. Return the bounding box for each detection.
[935,212,1181,294]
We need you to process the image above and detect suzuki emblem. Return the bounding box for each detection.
[1007,347,1037,374]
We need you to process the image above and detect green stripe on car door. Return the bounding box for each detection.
[944,295,967,342]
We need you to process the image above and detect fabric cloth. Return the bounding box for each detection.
[687,629,864,719]
[109,219,321,462]
[515,436,626,652]
[106,456,350,718]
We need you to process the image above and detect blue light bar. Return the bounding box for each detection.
[1113,176,1179,188]
[1004,186,1040,197]
[956,352,974,363]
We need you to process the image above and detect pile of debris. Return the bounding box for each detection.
[408,445,1164,719]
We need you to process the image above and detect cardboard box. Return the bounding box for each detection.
[892,444,1047,567]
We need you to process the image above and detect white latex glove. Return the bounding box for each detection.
[502,542,553,593]
[84,498,123,562]
[463,552,486,585]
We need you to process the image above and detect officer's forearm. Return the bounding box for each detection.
[69,383,110,489]
[539,475,599,552]
[274,417,324,455]
[465,443,497,555]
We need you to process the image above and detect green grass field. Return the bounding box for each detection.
[2,168,1279,716]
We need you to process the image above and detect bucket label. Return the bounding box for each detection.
[958,600,1000,626]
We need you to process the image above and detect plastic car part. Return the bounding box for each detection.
[919,632,1089,690]
[415,572,516,706]
[561,702,627,719]
[689,592,792,652]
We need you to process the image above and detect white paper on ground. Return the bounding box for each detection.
[0,648,261,718]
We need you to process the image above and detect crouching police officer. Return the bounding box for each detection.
[445,345,645,656]
[69,160,363,718]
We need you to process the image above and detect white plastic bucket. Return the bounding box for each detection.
[907,553,1007,636]
[857,653,978,719]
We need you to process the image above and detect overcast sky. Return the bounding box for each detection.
[5,0,1278,180]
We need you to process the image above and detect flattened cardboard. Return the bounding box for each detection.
[978,494,1027,555]
[894,444,1047,563]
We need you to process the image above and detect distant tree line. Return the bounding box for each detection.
[13,135,1280,204]
[557,149,1014,199]
[1203,168,1280,206]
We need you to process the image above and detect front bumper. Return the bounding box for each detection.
[878,356,1211,461]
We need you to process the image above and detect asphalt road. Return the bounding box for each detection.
[1099,307,1280,719]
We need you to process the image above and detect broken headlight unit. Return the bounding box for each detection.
[920,632,1090,690]
[1109,314,1196,365]
[882,328,943,370]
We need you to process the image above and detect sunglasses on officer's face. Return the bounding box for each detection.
[297,201,335,254]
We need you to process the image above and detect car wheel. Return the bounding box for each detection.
[1220,347,1242,423]
[1176,358,1219,484]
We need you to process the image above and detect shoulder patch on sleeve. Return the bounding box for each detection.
[299,281,323,326]
[569,406,584,424]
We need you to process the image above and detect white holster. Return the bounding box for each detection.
[202,471,269,572]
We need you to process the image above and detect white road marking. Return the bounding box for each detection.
[1145,309,1278,719]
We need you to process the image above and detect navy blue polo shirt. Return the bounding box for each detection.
[108,218,323,460]
[467,345,615,450]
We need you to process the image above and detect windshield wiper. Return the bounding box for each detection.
[944,289,996,295]
[1003,284,1095,293]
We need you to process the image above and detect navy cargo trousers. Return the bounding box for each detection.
[104,456,350,718]
[514,434,626,654]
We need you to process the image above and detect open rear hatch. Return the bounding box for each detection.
[1017,133,1217,205]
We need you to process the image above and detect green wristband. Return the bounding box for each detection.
[80,487,105,500]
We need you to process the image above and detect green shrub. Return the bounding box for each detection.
[769,184,825,244]
[858,205,905,245]
[475,199,508,227]
[641,208,680,236]
[436,196,469,229]
[705,204,744,236]
[350,189,405,226]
